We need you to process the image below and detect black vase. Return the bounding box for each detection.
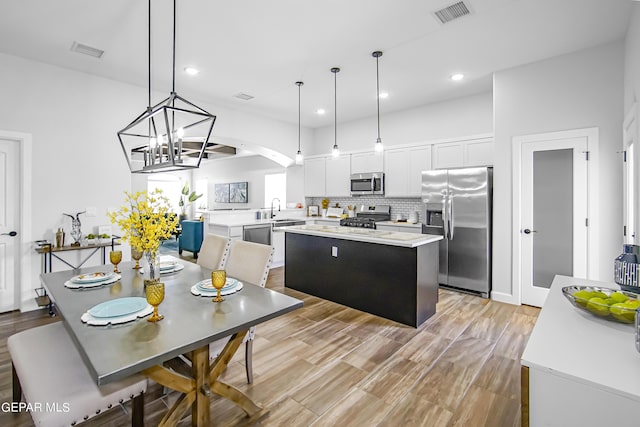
[615,244,640,292]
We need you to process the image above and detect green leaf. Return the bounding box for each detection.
[181,182,190,196]
[188,192,202,203]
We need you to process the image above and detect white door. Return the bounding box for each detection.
[519,137,589,307]
[0,138,20,312]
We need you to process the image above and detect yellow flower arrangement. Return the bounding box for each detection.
[108,190,178,255]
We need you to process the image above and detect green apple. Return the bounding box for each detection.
[586,297,609,317]
[610,291,629,303]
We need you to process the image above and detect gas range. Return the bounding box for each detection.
[339,205,391,230]
[339,217,378,229]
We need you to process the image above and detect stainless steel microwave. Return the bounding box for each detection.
[350,172,384,196]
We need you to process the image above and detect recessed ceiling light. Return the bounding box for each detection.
[450,73,464,81]
[316,109,326,115]
[184,67,199,75]
[379,92,389,99]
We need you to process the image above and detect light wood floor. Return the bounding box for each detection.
[0,266,539,426]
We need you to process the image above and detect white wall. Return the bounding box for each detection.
[192,155,289,210]
[311,92,493,155]
[624,5,640,114]
[493,41,624,302]
[0,52,310,309]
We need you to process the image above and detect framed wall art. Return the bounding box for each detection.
[229,182,248,203]
[214,183,229,203]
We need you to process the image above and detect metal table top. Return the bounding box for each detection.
[41,257,302,385]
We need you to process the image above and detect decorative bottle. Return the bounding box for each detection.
[55,228,65,248]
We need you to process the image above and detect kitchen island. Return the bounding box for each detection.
[284,225,442,327]
[521,275,640,427]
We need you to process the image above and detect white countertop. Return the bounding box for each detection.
[377,220,422,229]
[282,224,442,248]
[521,275,640,402]
[209,216,341,228]
[209,218,275,227]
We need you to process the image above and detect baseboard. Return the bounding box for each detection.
[491,291,518,305]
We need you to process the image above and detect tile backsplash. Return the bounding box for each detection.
[306,196,423,222]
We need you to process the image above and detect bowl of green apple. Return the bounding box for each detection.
[562,286,640,324]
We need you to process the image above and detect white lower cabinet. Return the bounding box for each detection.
[271,229,285,267]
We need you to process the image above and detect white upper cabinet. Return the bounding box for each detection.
[432,138,493,169]
[384,145,431,197]
[325,155,351,197]
[303,157,326,197]
[351,151,384,174]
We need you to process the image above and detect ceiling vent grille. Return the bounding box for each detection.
[434,1,470,24]
[233,93,254,101]
[70,41,104,58]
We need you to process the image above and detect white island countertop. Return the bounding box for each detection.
[282,224,442,248]
[522,275,640,403]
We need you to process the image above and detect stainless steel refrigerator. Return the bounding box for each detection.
[422,167,492,297]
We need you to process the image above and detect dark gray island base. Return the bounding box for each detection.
[284,228,441,327]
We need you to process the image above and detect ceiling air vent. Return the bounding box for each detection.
[70,41,104,58]
[434,1,470,24]
[233,93,254,101]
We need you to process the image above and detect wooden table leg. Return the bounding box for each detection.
[192,346,210,427]
[143,330,267,426]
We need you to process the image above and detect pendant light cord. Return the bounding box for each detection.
[172,0,176,94]
[376,55,381,140]
[298,83,301,151]
[334,70,338,147]
[147,0,151,109]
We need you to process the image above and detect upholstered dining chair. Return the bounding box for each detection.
[196,234,231,271]
[211,240,274,383]
[8,322,147,427]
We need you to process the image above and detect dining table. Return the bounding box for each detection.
[40,255,303,426]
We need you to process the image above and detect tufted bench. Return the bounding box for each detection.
[8,322,147,426]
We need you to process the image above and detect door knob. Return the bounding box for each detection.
[1,231,17,237]
[523,229,536,234]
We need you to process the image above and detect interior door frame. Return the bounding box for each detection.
[623,103,638,244]
[512,127,599,305]
[0,130,33,311]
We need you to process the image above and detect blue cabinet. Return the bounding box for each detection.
[178,220,203,258]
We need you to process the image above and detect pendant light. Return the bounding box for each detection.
[372,51,384,154]
[295,81,304,165]
[331,67,340,158]
[117,0,217,173]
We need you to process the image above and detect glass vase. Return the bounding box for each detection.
[144,251,161,285]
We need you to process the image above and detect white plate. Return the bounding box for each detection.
[65,274,121,289]
[159,261,178,271]
[81,304,153,326]
[190,281,243,297]
[196,277,238,291]
[88,297,148,318]
[139,263,184,275]
[70,271,115,284]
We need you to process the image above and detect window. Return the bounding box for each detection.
[195,178,208,210]
[148,174,181,214]
[264,173,286,209]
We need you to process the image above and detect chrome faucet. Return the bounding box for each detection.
[270,198,281,218]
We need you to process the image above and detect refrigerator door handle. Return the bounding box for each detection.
[448,191,454,240]
[442,191,449,239]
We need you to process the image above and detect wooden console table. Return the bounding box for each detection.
[34,238,120,314]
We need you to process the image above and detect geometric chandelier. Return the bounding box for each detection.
[117,0,216,174]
